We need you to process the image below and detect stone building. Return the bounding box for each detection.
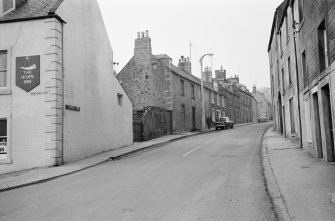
[268,0,335,162]
[252,85,271,120]
[0,0,132,174]
[213,71,254,124]
[239,87,253,123]
[118,31,224,134]
[251,96,259,123]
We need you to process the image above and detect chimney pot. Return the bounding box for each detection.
[145,30,149,37]
[137,32,140,39]
[141,32,144,38]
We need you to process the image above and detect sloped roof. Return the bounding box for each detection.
[168,63,220,93]
[267,0,289,51]
[0,0,64,23]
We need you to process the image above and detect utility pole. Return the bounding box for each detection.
[291,4,303,148]
[199,53,214,131]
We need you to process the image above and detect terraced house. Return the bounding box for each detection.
[268,0,335,162]
[0,0,132,174]
[117,31,227,137]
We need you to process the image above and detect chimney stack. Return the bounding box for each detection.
[203,66,213,82]
[215,66,226,80]
[134,30,152,61]
[178,55,192,75]
[253,84,256,94]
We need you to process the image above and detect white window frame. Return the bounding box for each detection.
[211,91,214,104]
[0,47,11,94]
[217,94,219,105]
[216,110,221,120]
[323,28,329,68]
[0,115,11,164]
[222,97,225,107]
[0,0,15,17]
[211,108,215,122]
[304,99,312,143]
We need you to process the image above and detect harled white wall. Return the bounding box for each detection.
[56,0,132,162]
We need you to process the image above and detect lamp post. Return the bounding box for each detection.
[199,53,214,131]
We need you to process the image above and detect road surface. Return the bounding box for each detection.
[0,123,275,221]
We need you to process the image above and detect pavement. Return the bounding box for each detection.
[262,126,335,221]
[0,122,252,192]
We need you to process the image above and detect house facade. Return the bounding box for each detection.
[0,0,132,174]
[118,31,224,134]
[252,85,271,120]
[268,0,335,162]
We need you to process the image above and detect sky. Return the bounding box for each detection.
[97,0,284,91]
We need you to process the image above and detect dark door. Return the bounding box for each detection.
[192,107,196,130]
[278,93,283,134]
[321,84,334,161]
[133,122,143,142]
[282,106,286,137]
[289,98,295,134]
[166,110,173,135]
[313,92,323,158]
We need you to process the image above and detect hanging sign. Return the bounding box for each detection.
[16,55,40,92]
[0,142,7,160]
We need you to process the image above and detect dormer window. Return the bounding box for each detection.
[0,0,15,17]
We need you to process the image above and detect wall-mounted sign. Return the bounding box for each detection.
[0,142,7,160]
[65,105,80,111]
[16,55,40,92]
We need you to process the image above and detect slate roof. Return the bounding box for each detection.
[0,0,64,23]
[267,0,289,51]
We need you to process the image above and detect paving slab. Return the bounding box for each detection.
[263,127,335,221]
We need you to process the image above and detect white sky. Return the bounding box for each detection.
[97,0,284,91]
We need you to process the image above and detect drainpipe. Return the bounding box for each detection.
[61,21,65,164]
[291,3,303,148]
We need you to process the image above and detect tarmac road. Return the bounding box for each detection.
[0,123,275,221]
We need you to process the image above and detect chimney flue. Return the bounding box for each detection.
[145,30,149,37]
[137,32,140,39]
[141,32,144,38]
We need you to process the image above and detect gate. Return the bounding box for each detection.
[133,122,143,142]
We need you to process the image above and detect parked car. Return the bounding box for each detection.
[215,117,227,130]
[223,117,234,129]
[215,117,234,130]
[258,117,269,123]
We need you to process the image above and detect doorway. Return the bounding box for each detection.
[312,92,323,158]
[278,93,283,134]
[282,106,286,137]
[192,107,196,130]
[321,84,335,161]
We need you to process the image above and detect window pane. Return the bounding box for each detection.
[0,51,7,70]
[0,71,7,87]
[0,120,7,137]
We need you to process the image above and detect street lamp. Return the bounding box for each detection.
[199,53,214,131]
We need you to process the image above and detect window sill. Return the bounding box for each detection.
[0,88,11,95]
